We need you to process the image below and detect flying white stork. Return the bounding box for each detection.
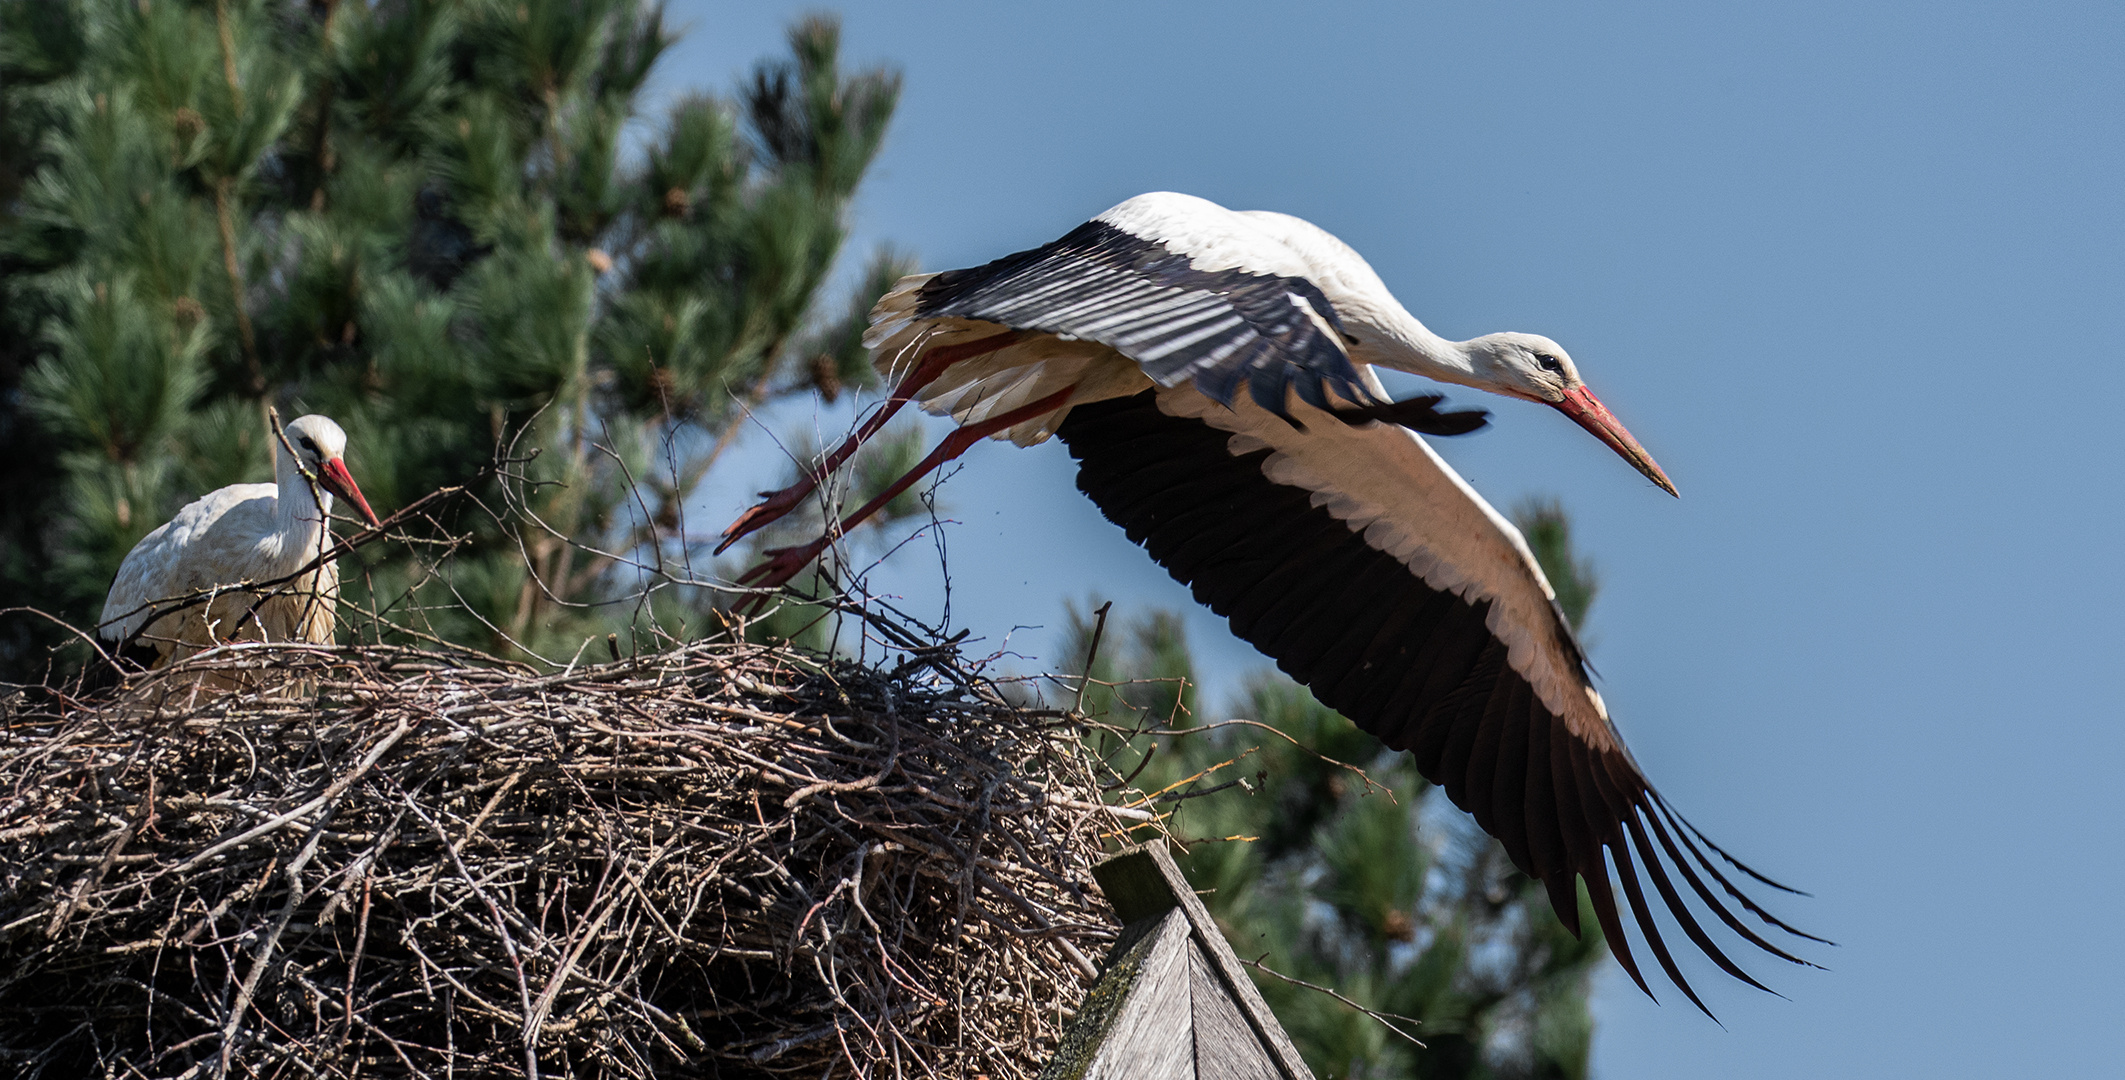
[722,192,1820,1010]
[100,414,381,672]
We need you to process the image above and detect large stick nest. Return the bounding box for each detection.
[0,637,1125,1078]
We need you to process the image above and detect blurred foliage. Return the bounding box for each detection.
[0,0,920,675]
[1070,502,1608,1080]
[1514,497,1597,633]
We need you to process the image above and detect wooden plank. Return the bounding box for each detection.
[1041,908,1193,1080]
[1109,841,1314,1079]
[1091,844,1183,924]
[1084,910,1195,1080]
[1190,939,1283,1080]
[1049,841,1316,1080]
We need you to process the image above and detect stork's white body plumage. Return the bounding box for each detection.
[100,415,379,668]
[100,480,342,661]
[725,193,1815,1010]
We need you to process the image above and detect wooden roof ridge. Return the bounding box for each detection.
[1041,839,1313,1080]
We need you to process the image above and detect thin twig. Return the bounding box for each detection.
[1240,955,1428,1049]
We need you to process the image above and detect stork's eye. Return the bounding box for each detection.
[298,436,318,453]
[1535,353,1564,374]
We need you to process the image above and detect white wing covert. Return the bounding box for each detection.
[909,193,1374,419]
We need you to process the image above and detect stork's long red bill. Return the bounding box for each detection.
[318,457,382,526]
[1553,386,1677,497]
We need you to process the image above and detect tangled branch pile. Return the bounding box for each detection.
[0,637,1125,1079]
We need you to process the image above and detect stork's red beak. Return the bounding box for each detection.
[318,457,382,527]
[1553,386,1678,497]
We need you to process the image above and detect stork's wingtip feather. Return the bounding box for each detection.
[1655,791,1813,896]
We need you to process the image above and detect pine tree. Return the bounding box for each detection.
[1073,502,1609,1080]
[0,1,911,677]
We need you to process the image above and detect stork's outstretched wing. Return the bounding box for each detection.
[907,194,1370,418]
[1057,385,1823,1013]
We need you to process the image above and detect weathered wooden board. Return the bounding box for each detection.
[1095,841,1313,1078]
[1190,938,1283,1080]
[1083,911,1195,1080]
[1041,840,1314,1080]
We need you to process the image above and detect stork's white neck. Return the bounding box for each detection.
[1222,209,1487,389]
[273,448,334,567]
[1352,307,1486,388]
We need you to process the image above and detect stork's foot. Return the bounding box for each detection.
[715,480,816,555]
[731,537,832,616]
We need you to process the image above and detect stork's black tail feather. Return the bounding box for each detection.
[1329,394,1491,436]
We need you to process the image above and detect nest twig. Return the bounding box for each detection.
[0,635,1124,1079]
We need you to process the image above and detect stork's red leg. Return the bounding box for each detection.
[733,384,1078,614]
[715,329,1028,555]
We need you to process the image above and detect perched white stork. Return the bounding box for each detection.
[723,192,1820,1010]
[99,414,381,671]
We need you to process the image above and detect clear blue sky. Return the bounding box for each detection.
[664,3,2125,1076]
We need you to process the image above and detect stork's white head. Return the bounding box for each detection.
[280,415,381,526]
[1465,333,1678,497]
[1464,332,1582,404]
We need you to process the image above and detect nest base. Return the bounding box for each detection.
[0,640,1117,1079]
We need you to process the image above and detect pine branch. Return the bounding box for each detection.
[212,176,262,395]
[305,0,344,212]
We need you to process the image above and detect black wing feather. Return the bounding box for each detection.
[918,220,1370,417]
[1056,390,1818,1009]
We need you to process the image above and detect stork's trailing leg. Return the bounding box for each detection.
[732,385,1077,614]
[716,329,1027,554]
